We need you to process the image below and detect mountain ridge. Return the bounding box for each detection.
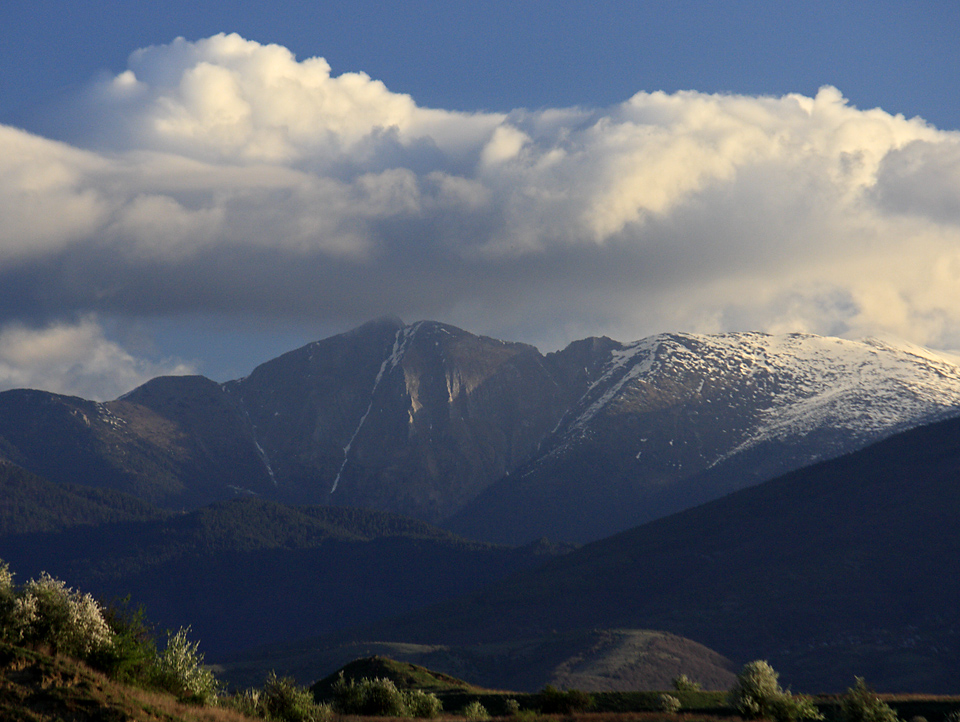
[3,320,960,543]
[447,330,960,542]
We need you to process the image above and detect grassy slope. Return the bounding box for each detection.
[311,655,483,698]
[4,641,960,722]
[0,641,256,722]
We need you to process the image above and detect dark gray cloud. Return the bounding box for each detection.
[873,139,960,224]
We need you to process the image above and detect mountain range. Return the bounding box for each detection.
[3,318,960,544]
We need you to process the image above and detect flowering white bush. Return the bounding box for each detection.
[10,572,113,658]
[0,560,12,593]
[659,693,682,713]
[154,626,220,703]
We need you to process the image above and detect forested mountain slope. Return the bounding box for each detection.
[0,496,568,656]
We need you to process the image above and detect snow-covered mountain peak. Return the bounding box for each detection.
[446,328,960,544]
[552,330,960,456]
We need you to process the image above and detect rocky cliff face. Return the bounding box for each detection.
[3,322,960,541]
[224,317,574,519]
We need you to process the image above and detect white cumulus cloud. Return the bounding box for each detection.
[0,318,195,400]
[3,33,960,398]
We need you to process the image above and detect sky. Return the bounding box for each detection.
[2,1,960,400]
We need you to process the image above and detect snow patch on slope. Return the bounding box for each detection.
[568,339,660,432]
[541,330,960,471]
[719,334,960,460]
[331,322,421,493]
[231,398,278,485]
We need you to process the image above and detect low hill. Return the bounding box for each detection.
[337,415,960,692]
[311,656,483,698]
[218,628,737,693]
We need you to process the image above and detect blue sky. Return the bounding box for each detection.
[1,1,960,398]
[4,2,959,126]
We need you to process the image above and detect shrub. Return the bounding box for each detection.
[404,688,443,718]
[0,560,14,637]
[769,694,824,722]
[729,660,822,722]
[659,693,683,713]
[840,677,898,722]
[332,674,408,716]
[729,660,782,718]
[224,688,263,716]
[153,626,219,704]
[331,672,365,713]
[673,674,702,692]
[261,671,332,722]
[0,559,12,594]
[364,677,407,717]
[88,598,156,683]
[461,700,490,720]
[9,572,114,659]
[537,684,592,713]
[503,698,522,716]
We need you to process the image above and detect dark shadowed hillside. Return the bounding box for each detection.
[0,496,570,657]
[0,461,165,535]
[338,415,960,692]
